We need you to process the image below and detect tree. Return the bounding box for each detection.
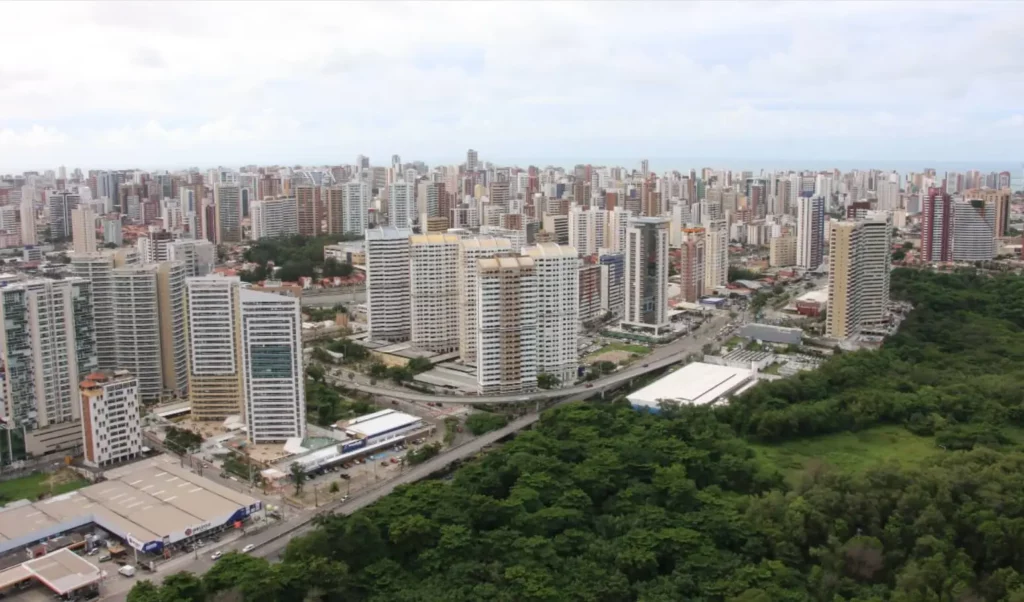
[537,373,560,389]
[103,242,119,249]
[156,572,205,602]
[892,249,906,261]
[127,580,161,602]
[330,481,340,493]
[407,357,433,373]
[290,462,305,496]
[306,364,325,382]
[466,412,508,435]
[902,241,913,250]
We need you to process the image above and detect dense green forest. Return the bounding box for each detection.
[239,234,361,283]
[131,269,1024,602]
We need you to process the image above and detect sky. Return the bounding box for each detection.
[1,1,1023,173]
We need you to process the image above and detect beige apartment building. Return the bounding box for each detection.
[769,235,797,267]
[476,256,538,394]
[410,233,461,353]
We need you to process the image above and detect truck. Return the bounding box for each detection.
[118,565,136,577]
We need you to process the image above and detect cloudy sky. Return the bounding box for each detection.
[1,1,1022,172]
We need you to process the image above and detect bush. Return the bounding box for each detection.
[465,412,508,435]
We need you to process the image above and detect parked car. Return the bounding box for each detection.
[211,551,223,561]
[242,544,256,553]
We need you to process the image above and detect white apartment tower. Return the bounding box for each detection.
[251,197,299,240]
[703,220,728,291]
[952,199,996,262]
[343,181,370,235]
[0,278,96,437]
[608,207,632,254]
[623,217,671,335]
[80,371,142,468]
[569,205,607,257]
[410,233,460,353]
[69,248,140,371]
[523,244,580,384]
[186,276,242,422]
[168,239,216,278]
[365,226,413,341]
[239,289,306,443]
[826,217,891,338]
[476,257,538,394]
[458,236,513,365]
[389,181,416,229]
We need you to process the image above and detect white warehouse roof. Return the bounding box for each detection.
[627,362,755,410]
[344,411,422,440]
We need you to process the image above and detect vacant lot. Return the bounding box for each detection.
[750,425,941,485]
[0,469,89,502]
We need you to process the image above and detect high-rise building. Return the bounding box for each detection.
[186,276,242,422]
[969,189,1011,237]
[703,220,728,290]
[952,199,996,262]
[343,181,369,235]
[324,185,345,234]
[826,217,891,338]
[0,278,96,450]
[20,197,37,246]
[135,229,174,264]
[79,370,142,468]
[48,190,80,240]
[251,197,299,240]
[410,233,460,353]
[578,263,602,326]
[466,149,479,172]
[458,236,513,365]
[476,257,537,394]
[623,217,670,334]
[876,175,900,211]
[679,227,706,302]
[599,251,625,318]
[921,187,953,262]
[523,244,579,384]
[389,181,416,229]
[168,239,215,278]
[239,288,306,443]
[112,262,188,402]
[214,184,242,243]
[541,214,569,245]
[769,234,797,267]
[796,196,825,269]
[69,249,140,371]
[294,185,322,236]
[71,206,97,253]
[569,205,607,257]
[489,180,511,213]
[365,226,413,342]
[103,217,123,246]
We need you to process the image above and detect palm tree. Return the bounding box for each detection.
[289,462,305,496]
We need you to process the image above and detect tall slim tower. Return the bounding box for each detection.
[239,289,306,443]
[69,249,140,371]
[294,185,322,236]
[623,217,670,334]
[466,149,479,172]
[921,187,953,262]
[343,181,369,235]
[48,190,80,240]
[410,234,460,353]
[796,196,825,269]
[324,185,345,234]
[703,220,728,291]
[522,244,579,384]
[679,227,706,303]
[458,236,513,365]
[826,217,891,338]
[0,278,96,440]
[214,184,242,243]
[71,206,97,253]
[476,257,537,394]
[389,181,416,229]
[186,276,242,421]
[365,226,413,341]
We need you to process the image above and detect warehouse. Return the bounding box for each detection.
[627,362,756,412]
[289,410,429,473]
[0,456,263,556]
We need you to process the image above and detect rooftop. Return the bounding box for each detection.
[461,236,512,250]
[343,411,422,440]
[627,362,754,409]
[410,233,460,245]
[522,243,579,258]
[365,226,413,241]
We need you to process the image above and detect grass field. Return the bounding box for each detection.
[750,425,942,484]
[595,342,650,356]
[0,470,89,502]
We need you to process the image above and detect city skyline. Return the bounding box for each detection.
[1,1,1023,170]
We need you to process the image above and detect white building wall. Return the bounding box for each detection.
[410,234,460,353]
[365,227,412,341]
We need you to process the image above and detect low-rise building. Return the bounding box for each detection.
[79,370,142,468]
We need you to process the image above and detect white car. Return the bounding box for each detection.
[242,544,255,553]
[210,551,223,561]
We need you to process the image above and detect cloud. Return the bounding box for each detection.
[0,1,1022,170]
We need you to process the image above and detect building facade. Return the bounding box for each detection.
[679,227,706,303]
[186,276,243,422]
[251,197,299,240]
[826,217,891,338]
[921,187,953,262]
[476,257,538,394]
[239,289,306,443]
[796,196,824,269]
[952,199,996,262]
[365,226,413,342]
[410,233,460,353]
[80,371,141,468]
[703,220,728,291]
[623,217,670,334]
[523,244,579,384]
[457,236,513,365]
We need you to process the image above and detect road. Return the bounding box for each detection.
[330,312,731,403]
[103,411,542,601]
[104,312,732,600]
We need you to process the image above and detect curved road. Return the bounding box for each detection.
[329,313,731,404]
